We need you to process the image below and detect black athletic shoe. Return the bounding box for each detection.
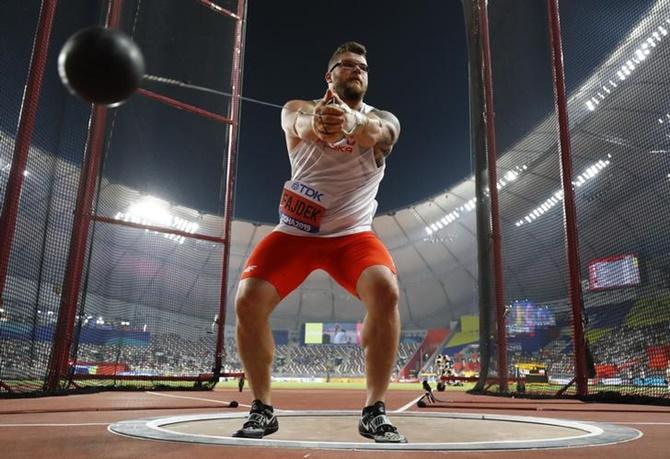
[232,400,279,438]
[358,401,407,443]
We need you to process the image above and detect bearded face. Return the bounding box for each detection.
[334,76,367,101]
[327,52,369,103]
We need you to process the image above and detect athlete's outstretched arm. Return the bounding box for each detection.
[281,99,318,150]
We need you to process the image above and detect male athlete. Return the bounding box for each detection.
[233,42,405,443]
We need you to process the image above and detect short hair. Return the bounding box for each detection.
[328,41,367,71]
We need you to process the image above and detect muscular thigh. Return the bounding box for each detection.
[322,232,397,298]
[240,231,318,299]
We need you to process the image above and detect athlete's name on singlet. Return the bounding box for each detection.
[278,181,326,234]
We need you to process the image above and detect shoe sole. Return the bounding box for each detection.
[232,424,279,439]
[359,429,407,443]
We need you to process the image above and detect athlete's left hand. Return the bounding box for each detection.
[314,89,346,143]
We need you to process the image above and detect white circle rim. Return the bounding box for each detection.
[108,410,642,451]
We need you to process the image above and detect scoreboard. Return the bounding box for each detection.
[588,254,641,291]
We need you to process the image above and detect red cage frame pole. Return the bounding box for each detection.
[478,0,508,392]
[196,0,240,19]
[214,0,247,376]
[136,88,234,125]
[0,0,58,306]
[91,215,226,244]
[46,0,123,392]
[546,0,588,397]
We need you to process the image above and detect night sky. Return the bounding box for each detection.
[235,0,469,223]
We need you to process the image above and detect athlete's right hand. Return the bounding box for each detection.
[312,89,345,143]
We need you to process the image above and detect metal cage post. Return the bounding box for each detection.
[478,0,508,392]
[0,0,58,305]
[546,0,588,397]
[46,0,124,392]
[215,0,247,377]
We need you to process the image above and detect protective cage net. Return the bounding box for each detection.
[479,0,670,401]
[0,0,243,395]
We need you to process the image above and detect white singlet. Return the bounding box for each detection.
[275,102,385,237]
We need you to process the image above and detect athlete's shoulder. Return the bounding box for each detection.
[283,99,316,112]
[370,107,400,125]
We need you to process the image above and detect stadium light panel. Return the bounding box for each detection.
[515,158,610,226]
[586,20,667,112]
[422,166,525,235]
[117,196,199,245]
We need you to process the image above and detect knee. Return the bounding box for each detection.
[235,293,255,325]
[235,283,277,325]
[365,280,400,313]
[358,266,400,313]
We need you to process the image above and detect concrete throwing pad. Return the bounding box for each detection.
[109,410,642,451]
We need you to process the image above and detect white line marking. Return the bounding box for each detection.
[0,423,109,427]
[111,411,641,451]
[145,391,250,408]
[392,394,425,413]
[608,422,670,425]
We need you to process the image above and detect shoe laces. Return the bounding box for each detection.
[377,423,398,434]
[243,412,270,428]
[244,400,272,428]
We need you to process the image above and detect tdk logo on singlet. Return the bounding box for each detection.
[291,182,324,202]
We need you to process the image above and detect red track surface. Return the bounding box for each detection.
[1,389,668,458]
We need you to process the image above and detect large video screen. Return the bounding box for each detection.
[506,300,555,336]
[303,322,362,344]
[588,254,641,291]
[304,323,323,344]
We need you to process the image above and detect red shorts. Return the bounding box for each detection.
[240,231,396,299]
